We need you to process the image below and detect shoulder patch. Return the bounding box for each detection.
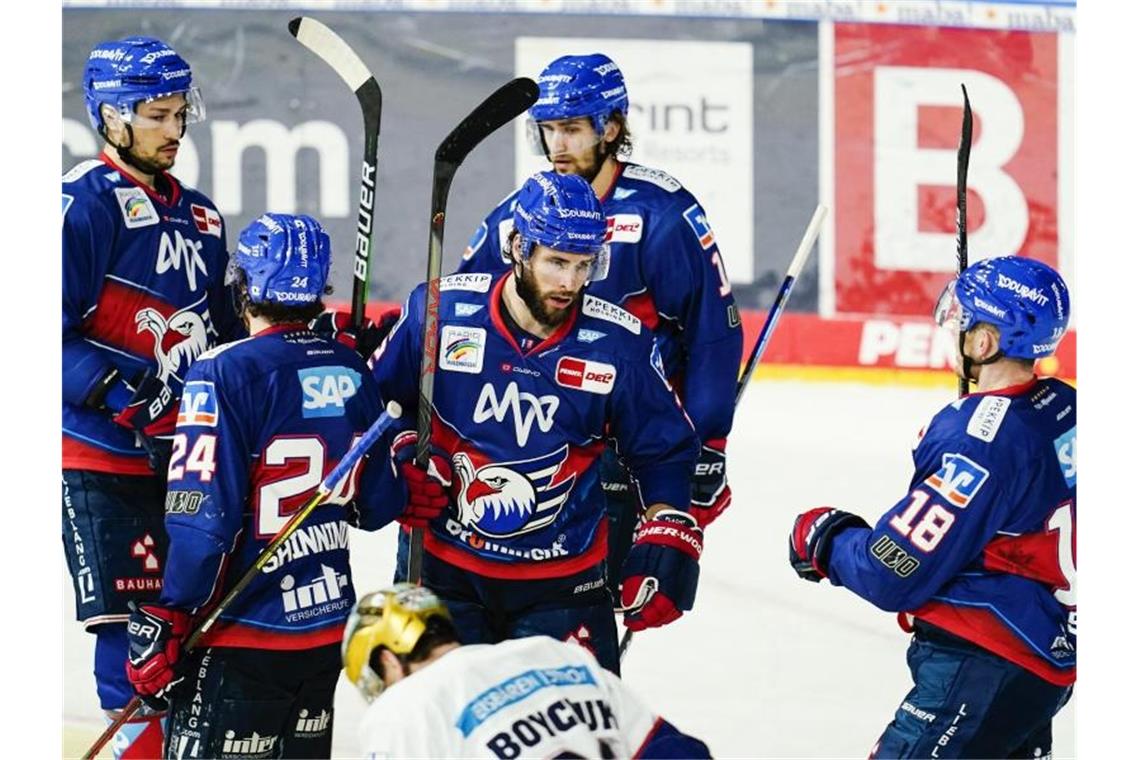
[623,164,682,193]
[924,453,991,508]
[114,187,159,229]
[582,295,641,334]
[682,203,717,250]
[61,159,103,184]
[440,273,493,293]
[966,396,1010,442]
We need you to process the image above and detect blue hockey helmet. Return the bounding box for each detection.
[934,256,1070,360]
[228,213,332,306]
[512,171,607,261]
[527,53,628,147]
[83,36,205,134]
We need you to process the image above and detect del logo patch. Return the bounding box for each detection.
[682,203,716,250]
[177,381,218,427]
[924,453,990,508]
[440,325,486,374]
[298,366,361,418]
[114,187,159,229]
[605,214,643,243]
[555,357,616,395]
[191,204,223,238]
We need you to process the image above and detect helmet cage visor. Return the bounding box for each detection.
[933,278,964,333]
[112,86,206,130]
[525,115,607,157]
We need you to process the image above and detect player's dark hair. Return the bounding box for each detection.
[406,616,460,663]
[229,267,330,324]
[601,110,633,160]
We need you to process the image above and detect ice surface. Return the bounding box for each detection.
[62,378,1075,758]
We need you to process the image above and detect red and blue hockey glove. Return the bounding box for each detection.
[789,507,870,582]
[112,371,178,438]
[310,308,399,360]
[125,602,192,711]
[690,438,731,529]
[620,509,703,631]
[391,430,453,528]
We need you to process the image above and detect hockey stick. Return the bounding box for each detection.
[81,401,403,760]
[289,16,382,328]
[407,76,539,584]
[619,204,828,663]
[955,85,974,399]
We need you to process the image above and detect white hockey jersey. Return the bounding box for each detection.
[358,636,676,759]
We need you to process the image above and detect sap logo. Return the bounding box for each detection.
[924,453,990,508]
[115,187,159,229]
[156,229,208,291]
[462,222,488,261]
[298,366,361,418]
[473,382,559,447]
[605,214,643,243]
[556,357,616,395]
[221,731,277,756]
[576,329,606,344]
[455,302,484,318]
[177,380,218,426]
[682,203,716,250]
[1054,428,1075,487]
[613,187,637,201]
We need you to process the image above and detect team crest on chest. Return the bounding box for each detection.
[452,446,575,538]
[135,293,217,384]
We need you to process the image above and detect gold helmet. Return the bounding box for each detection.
[341,583,453,702]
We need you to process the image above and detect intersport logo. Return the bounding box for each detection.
[473,382,559,447]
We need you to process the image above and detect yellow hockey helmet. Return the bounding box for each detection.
[341,583,452,702]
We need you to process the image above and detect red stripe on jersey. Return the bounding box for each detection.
[62,434,152,475]
[99,153,182,207]
[197,620,345,650]
[489,273,579,356]
[598,161,625,204]
[424,520,608,580]
[983,532,1068,589]
[621,291,660,331]
[913,603,1075,686]
[633,717,666,759]
[85,279,178,359]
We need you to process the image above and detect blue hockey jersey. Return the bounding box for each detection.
[827,377,1076,685]
[370,272,699,579]
[456,162,743,443]
[63,155,242,474]
[160,325,404,649]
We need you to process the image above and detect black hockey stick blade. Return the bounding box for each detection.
[289,16,383,327]
[435,77,538,166]
[956,84,973,398]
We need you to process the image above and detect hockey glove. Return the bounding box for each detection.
[690,438,731,529]
[620,509,703,631]
[789,507,870,582]
[391,430,453,528]
[125,602,192,711]
[310,309,398,361]
[112,371,178,438]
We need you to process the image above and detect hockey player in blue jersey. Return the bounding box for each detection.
[62,36,242,758]
[371,171,702,673]
[788,256,1075,758]
[454,54,743,600]
[123,214,412,758]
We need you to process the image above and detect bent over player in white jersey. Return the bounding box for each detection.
[343,584,711,758]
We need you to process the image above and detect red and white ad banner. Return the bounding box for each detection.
[825,23,1070,318]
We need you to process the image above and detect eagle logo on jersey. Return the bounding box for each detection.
[452,445,576,538]
[135,294,215,384]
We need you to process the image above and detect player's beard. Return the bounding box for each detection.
[121,141,179,175]
[516,263,578,329]
[551,143,606,184]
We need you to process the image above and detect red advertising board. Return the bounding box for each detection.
[833,23,1059,316]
